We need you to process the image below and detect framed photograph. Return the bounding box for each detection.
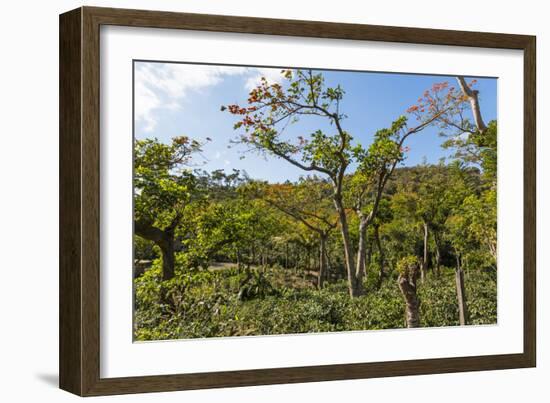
[59,6,536,396]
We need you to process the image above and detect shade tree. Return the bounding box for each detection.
[224,69,459,297]
[134,136,205,280]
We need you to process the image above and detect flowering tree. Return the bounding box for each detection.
[224,70,457,297]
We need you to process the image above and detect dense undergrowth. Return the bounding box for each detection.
[134,260,496,341]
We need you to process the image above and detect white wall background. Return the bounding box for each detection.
[0,1,546,401]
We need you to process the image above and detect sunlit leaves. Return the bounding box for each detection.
[134,136,204,230]
[397,255,420,276]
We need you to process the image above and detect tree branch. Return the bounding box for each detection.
[456,76,487,133]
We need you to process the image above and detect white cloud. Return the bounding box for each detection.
[134,63,287,133]
[244,67,285,91]
[135,63,247,132]
[134,79,161,132]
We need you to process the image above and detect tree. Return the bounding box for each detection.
[397,255,421,328]
[252,177,338,288]
[388,172,429,281]
[133,136,204,281]
[442,163,487,325]
[394,164,458,280]
[408,77,496,325]
[461,190,497,265]
[224,70,455,297]
[409,76,496,185]
[170,169,283,273]
[445,211,470,326]
[371,199,392,288]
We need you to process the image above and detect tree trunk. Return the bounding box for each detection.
[398,273,420,328]
[325,247,332,281]
[317,236,326,289]
[333,195,358,297]
[366,244,372,275]
[158,238,175,281]
[134,220,176,281]
[374,224,385,289]
[456,76,487,133]
[421,221,429,282]
[433,232,441,277]
[455,254,468,325]
[353,216,368,296]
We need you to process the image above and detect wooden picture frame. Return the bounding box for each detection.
[59,6,536,396]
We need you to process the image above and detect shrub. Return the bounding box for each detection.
[133,263,497,341]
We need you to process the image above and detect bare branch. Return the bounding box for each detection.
[456,76,487,133]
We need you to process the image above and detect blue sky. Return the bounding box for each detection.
[134,61,497,183]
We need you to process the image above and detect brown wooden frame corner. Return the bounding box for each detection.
[59,6,536,397]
